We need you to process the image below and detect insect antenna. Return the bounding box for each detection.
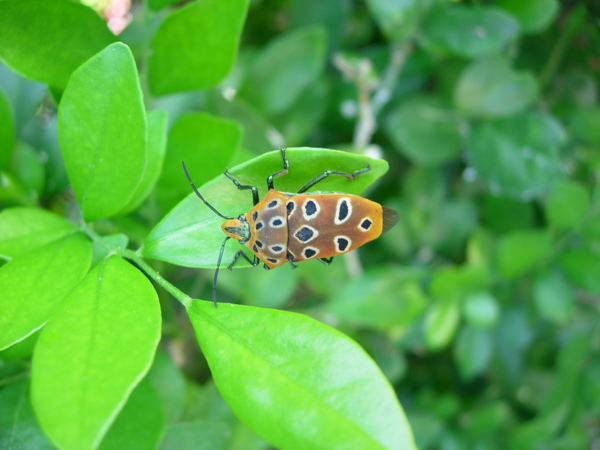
[182,161,233,220]
[212,236,231,307]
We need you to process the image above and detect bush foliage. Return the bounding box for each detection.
[0,0,599,449]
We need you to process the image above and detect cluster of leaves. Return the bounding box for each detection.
[0,0,599,449]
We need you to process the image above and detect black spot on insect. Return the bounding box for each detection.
[295,226,315,242]
[253,244,258,252]
[338,200,349,221]
[305,200,318,216]
[267,258,278,264]
[287,201,295,216]
[268,200,278,208]
[256,240,264,248]
[360,218,372,230]
[270,244,284,253]
[335,236,350,252]
[252,211,258,222]
[303,247,318,258]
[272,218,283,227]
[256,221,264,230]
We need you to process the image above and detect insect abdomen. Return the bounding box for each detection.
[285,193,384,262]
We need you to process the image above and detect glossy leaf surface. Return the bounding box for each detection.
[187,300,415,449]
[58,42,147,221]
[31,256,161,450]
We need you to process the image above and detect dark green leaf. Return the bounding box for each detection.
[454,326,492,380]
[0,87,14,170]
[497,0,559,33]
[187,300,416,449]
[366,0,422,42]
[467,112,564,200]
[569,106,600,146]
[0,207,76,258]
[99,380,165,450]
[496,229,552,278]
[0,0,115,90]
[455,57,538,118]
[31,256,161,450]
[385,95,462,165]
[58,42,147,221]
[420,5,519,58]
[148,0,248,95]
[0,380,53,449]
[159,421,232,450]
[545,180,590,229]
[13,142,45,201]
[0,233,92,350]
[239,26,326,115]
[559,249,600,294]
[142,148,389,268]
[146,349,186,424]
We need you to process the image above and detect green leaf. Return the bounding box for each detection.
[455,57,538,118]
[157,112,241,211]
[424,295,461,350]
[559,249,600,294]
[569,107,600,146]
[545,180,590,229]
[467,112,564,200]
[31,256,161,450]
[0,87,14,170]
[532,270,573,324]
[385,95,462,165]
[0,233,92,350]
[323,268,428,330]
[58,42,147,222]
[496,229,552,278]
[99,380,165,450]
[187,300,416,449]
[118,110,168,214]
[142,148,389,268]
[0,380,53,449]
[146,349,186,424]
[0,0,115,90]
[420,5,519,58]
[13,141,45,201]
[497,0,559,33]
[239,26,326,115]
[462,291,499,328]
[366,0,422,42]
[148,0,248,95]
[0,207,77,258]
[454,326,492,380]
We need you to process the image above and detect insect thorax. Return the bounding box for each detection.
[222,215,251,244]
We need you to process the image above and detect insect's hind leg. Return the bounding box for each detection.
[227,249,260,270]
[266,148,289,190]
[297,165,370,193]
[224,170,260,206]
[318,257,333,265]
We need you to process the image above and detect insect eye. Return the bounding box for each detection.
[238,214,246,221]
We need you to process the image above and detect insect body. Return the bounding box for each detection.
[183,149,399,306]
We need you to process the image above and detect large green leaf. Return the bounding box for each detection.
[455,57,538,118]
[142,148,389,268]
[0,233,91,350]
[0,0,115,90]
[148,0,248,95]
[187,300,416,449]
[31,256,161,450]
[58,42,147,221]
[0,207,77,259]
[420,5,519,58]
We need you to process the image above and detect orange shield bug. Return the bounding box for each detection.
[183,149,399,306]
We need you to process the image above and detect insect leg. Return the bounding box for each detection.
[318,257,334,265]
[266,148,289,190]
[227,249,260,270]
[297,165,370,193]
[286,251,298,269]
[224,170,260,205]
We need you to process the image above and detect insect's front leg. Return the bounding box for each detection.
[297,165,370,193]
[224,170,260,205]
[266,148,289,190]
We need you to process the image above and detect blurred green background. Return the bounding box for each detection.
[1,0,600,448]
